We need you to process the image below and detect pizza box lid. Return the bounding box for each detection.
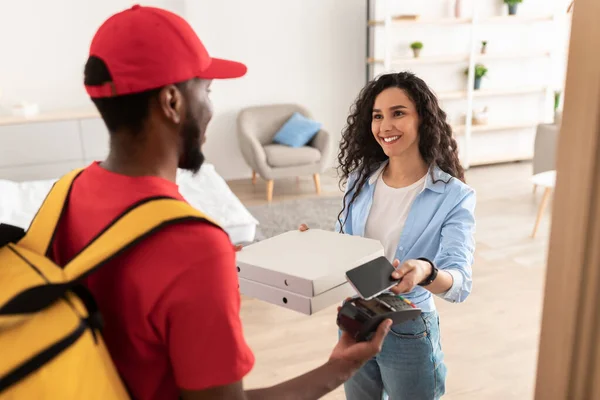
[236,229,384,297]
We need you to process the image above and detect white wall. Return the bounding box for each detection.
[0,0,185,111]
[0,0,367,181]
[186,0,366,180]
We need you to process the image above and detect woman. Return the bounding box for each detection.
[301,71,476,399]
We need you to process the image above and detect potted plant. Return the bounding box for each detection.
[465,64,488,90]
[504,0,523,16]
[410,41,423,58]
[554,90,562,123]
[481,40,488,54]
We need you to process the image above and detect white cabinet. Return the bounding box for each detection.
[0,161,86,182]
[0,120,81,168]
[0,110,104,181]
[79,118,110,162]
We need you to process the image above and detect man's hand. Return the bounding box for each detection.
[298,224,309,232]
[390,259,432,295]
[328,318,392,374]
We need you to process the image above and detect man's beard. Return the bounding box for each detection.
[178,112,205,174]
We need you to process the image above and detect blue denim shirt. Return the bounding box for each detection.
[336,161,476,313]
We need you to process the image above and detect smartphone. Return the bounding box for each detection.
[345,256,400,300]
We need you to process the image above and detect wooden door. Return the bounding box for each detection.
[534,0,600,398]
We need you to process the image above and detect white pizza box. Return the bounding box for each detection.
[236,229,384,299]
[238,276,356,315]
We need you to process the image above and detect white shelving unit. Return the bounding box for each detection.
[366,0,566,168]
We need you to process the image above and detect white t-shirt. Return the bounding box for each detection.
[364,172,427,262]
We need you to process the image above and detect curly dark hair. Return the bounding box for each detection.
[336,71,464,233]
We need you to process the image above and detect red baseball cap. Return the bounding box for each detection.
[85,4,247,98]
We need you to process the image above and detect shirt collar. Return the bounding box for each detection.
[366,160,449,193]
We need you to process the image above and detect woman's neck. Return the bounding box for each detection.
[382,152,429,189]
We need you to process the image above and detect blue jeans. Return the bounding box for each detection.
[343,310,447,400]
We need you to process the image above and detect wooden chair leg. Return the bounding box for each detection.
[313,173,321,195]
[252,171,257,185]
[532,187,552,238]
[266,180,274,203]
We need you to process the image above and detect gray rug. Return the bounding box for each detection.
[247,196,343,241]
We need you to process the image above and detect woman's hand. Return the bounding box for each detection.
[389,259,432,294]
[298,226,432,294]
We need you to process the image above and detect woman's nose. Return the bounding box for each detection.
[380,118,393,132]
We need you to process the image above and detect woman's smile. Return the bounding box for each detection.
[380,134,403,145]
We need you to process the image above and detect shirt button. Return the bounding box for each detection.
[399,246,404,251]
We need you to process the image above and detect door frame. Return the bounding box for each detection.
[534,0,600,398]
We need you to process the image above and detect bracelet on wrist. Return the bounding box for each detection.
[417,258,438,287]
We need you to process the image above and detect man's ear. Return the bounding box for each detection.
[158,85,184,125]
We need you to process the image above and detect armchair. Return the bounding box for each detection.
[237,104,333,202]
[533,110,561,192]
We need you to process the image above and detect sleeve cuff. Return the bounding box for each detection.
[438,268,464,302]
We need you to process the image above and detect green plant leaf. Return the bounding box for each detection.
[465,63,488,78]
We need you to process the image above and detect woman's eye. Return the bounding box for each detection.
[373,114,382,120]
[394,110,404,117]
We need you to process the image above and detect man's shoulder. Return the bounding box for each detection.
[94,219,234,300]
[150,219,233,254]
[67,164,235,262]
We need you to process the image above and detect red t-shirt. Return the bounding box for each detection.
[51,162,255,400]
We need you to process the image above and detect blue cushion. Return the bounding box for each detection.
[272,112,322,148]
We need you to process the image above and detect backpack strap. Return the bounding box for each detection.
[17,168,84,256]
[62,196,222,281]
[1,193,223,316]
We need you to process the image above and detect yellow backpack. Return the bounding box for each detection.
[0,168,222,399]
